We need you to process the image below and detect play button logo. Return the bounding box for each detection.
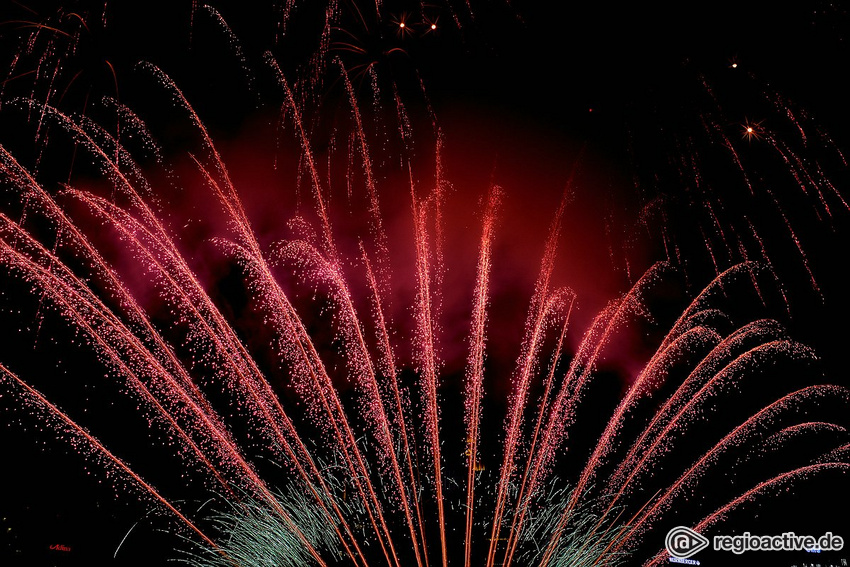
[665,526,710,559]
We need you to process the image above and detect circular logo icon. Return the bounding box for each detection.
[665,526,710,559]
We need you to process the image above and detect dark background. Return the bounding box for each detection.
[2,1,850,566]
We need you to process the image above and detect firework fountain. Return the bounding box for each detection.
[1,3,850,566]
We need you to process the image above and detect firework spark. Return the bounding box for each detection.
[1,3,849,567]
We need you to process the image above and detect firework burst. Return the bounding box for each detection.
[2,3,850,567]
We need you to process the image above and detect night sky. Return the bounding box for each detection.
[2,2,850,566]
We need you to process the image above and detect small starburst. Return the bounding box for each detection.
[742,119,764,141]
[391,13,413,38]
[423,15,439,34]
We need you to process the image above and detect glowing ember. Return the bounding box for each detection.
[1,3,849,567]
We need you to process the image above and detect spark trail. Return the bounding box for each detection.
[1,41,849,567]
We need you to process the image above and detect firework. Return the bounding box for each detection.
[1,3,849,567]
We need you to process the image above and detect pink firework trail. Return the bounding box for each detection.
[1,55,849,567]
[464,183,501,566]
[409,169,448,567]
